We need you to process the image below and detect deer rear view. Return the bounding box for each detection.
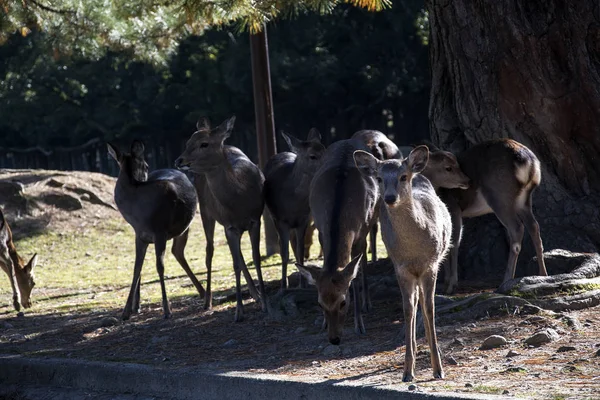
[0,208,37,312]
[354,146,450,382]
[108,140,206,320]
[297,139,379,345]
[263,128,325,290]
[421,139,547,293]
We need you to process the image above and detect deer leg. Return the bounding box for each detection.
[419,272,444,379]
[397,275,419,382]
[353,241,371,313]
[172,229,206,298]
[275,220,290,290]
[494,210,525,283]
[201,211,215,310]
[352,279,366,335]
[519,192,548,277]
[123,237,148,320]
[250,221,268,313]
[369,222,378,262]
[446,212,462,295]
[294,221,309,288]
[2,252,21,312]
[132,279,141,314]
[225,227,248,322]
[154,235,172,319]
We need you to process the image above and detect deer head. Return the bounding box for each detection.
[421,150,470,190]
[14,253,37,308]
[281,128,325,174]
[175,116,236,173]
[107,140,149,182]
[296,254,362,345]
[354,146,431,207]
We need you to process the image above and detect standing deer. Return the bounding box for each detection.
[354,146,450,382]
[175,116,268,322]
[421,139,547,294]
[108,140,206,320]
[296,138,379,345]
[351,130,403,264]
[263,128,325,290]
[0,208,37,312]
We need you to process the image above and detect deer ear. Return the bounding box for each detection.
[353,150,379,177]
[408,145,429,174]
[215,116,235,140]
[307,128,322,143]
[26,253,37,273]
[107,142,121,163]
[281,131,301,153]
[196,117,211,132]
[342,254,362,283]
[131,140,145,158]
[295,263,320,286]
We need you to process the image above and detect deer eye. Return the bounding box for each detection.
[340,300,347,309]
[445,166,452,172]
[400,175,407,182]
[309,155,318,160]
[200,143,209,148]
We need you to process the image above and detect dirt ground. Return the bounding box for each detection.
[0,169,599,399]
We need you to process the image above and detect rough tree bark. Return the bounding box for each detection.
[427,0,600,283]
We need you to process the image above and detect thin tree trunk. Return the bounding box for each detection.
[428,0,600,281]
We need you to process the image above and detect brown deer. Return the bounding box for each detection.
[354,146,450,382]
[296,138,380,345]
[264,128,325,290]
[421,139,547,294]
[0,208,37,312]
[351,130,403,264]
[108,140,206,320]
[175,116,268,322]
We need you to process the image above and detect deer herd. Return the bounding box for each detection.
[1,115,550,382]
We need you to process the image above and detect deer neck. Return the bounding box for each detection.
[290,162,313,197]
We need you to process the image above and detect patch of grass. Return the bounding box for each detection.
[472,385,503,394]
[507,288,538,300]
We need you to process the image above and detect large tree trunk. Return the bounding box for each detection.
[428,0,600,283]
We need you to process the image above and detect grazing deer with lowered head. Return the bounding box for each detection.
[421,139,547,294]
[0,208,37,312]
[354,146,450,382]
[264,128,325,290]
[351,130,403,264]
[108,140,206,320]
[175,116,268,322]
[296,138,379,345]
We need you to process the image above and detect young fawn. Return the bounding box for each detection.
[0,208,37,312]
[421,139,547,293]
[354,146,450,382]
[263,128,325,289]
[297,138,380,345]
[108,140,205,320]
[175,116,268,322]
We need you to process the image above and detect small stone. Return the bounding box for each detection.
[322,344,342,357]
[503,390,510,395]
[595,349,600,357]
[17,312,24,318]
[85,252,92,257]
[557,346,577,353]
[519,304,542,315]
[525,328,559,347]
[505,366,527,373]
[562,316,582,330]
[99,317,119,327]
[446,356,459,365]
[222,339,238,347]
[452,338,465,347]
[506,350,521,357]
[480,335,508,350]
[465,383,473,388]
[2,322,14,329]
[311,360,320,365]
[294,327,307,334]
[408,384,417,391]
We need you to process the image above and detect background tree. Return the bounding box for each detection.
[427,0,600,281]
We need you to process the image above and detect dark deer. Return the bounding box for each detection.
[264,129,325,290]
[296,138,380,345]
[351,130,402,265]
[108,140,205,320]
[421,139,547,294]
[354,146,450,382]
[175,116,268,322]
[0,208,37,312]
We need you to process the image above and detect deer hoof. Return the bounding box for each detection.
[402,372,414,382]
[13,299,21,312]
[433,370,445,379]
[163,312,172,320]
[234,308,244,322]
[121,311,131,321]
